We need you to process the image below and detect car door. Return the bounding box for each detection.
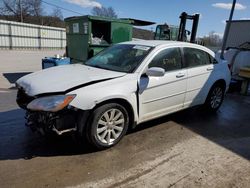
[138,47,187,122]
[183,47,215,107]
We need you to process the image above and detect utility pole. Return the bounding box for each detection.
[19,0,23,22]
[220,0,236,59]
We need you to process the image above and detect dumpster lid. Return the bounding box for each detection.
[121,18,155,26]
[65,15,133,24]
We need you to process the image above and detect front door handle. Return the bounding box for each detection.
[176,73,185,78]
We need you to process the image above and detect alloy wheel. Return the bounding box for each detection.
[210,87,223,109]
[96,108,125,145]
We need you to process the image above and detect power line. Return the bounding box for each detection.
[41,0,83,15]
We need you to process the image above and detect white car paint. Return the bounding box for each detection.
[16,41,231,125]
[16,64,126,96]
[67,74,139,122]
[139,69,187,122]
[184,60,229,108]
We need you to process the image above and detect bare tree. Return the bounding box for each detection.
[92,6,117,18]
[28,0,43,17]
[52,7,63,20]
[1,0,43,22]
[202,31,223,47]
[0,0,65,27]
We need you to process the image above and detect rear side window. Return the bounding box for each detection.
[183,48,211,68]
[149,48,182,72]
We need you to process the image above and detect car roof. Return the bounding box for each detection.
[121,40,182,47]
[121,40,214,56]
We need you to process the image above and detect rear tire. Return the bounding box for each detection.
[86,103,129,150]
[204,83,225,112]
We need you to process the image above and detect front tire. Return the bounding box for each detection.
[86,103,129,149]
[204,83,225,112]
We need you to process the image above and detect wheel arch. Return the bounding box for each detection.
[205,79,226,100]
[77,97,136,138]
[210,79,226,91]
[203,79,226,112]
[94,98,136,129]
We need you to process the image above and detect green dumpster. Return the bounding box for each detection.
[65,15,133,63]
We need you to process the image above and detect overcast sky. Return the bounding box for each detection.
[44,0,250,37]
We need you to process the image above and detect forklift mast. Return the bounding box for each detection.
[178,12,200,43]
[155,12,200,43]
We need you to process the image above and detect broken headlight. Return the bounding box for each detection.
[27,95,76,112]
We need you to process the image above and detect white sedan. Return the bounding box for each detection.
[16,41,231,149]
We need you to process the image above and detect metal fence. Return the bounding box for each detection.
[0,20,66,49]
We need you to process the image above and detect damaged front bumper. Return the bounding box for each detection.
[17,87,79,135]
[25,109,78,135]
[16,86,91,136]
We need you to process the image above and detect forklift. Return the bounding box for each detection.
[154,12,200,43]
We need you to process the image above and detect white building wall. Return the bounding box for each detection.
[0,20,66,49]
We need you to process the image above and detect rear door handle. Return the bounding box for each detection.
[176,73,185,78]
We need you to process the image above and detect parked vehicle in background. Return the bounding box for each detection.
[16,41,231,149]
[217,20,250,80]
[216,42,250,80]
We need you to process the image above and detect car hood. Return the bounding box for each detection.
[16,64,126,96]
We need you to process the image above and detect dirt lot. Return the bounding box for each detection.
[0,50,250,188]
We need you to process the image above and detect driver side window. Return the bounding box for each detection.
[148,48,182,72]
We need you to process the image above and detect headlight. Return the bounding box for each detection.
[27,95,76,112]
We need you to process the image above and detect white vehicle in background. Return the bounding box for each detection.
[216,42,250,80]
[16,41,231,149]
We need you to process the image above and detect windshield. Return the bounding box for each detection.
[84,44,152,73]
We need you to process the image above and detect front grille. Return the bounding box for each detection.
[16,88,35,109]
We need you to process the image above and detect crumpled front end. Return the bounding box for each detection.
[16,86,35,110]
[25,110,78,135]
[16,86,79,135]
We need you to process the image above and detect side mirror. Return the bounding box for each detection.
[146,67,165,77]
